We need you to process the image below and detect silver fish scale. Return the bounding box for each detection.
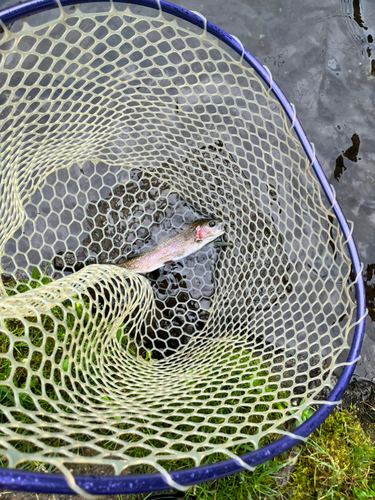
[0,2,355,495]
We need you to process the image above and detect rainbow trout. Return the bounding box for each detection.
[117,219,225,274]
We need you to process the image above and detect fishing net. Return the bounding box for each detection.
[0,0,358,495]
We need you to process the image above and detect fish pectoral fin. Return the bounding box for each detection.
[163,260,175,266]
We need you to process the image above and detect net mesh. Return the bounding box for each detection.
[0,1,355,494]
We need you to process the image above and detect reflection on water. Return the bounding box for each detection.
[334,133,361,181]
[365,264,375,322]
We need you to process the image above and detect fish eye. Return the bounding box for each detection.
[208,220,216,227]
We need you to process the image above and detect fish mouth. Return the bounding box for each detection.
[218,224,226,236]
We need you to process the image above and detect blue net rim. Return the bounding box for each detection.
[0,0,366,495]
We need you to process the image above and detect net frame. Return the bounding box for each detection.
[0,0,366,495]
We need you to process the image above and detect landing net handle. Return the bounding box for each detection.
[0,0,366,495]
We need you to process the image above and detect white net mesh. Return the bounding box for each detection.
[0,1,355,494]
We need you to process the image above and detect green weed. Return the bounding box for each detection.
[284,408,375,500]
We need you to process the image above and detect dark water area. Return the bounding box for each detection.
[2,0,375,379]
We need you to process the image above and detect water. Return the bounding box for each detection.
[167,0,375,381]
[1,0,374,378]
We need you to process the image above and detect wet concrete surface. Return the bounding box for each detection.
[1,0,375,379]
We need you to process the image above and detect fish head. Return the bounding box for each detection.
[194,219,225,243]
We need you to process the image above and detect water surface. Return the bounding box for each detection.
[2,0,375,379]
